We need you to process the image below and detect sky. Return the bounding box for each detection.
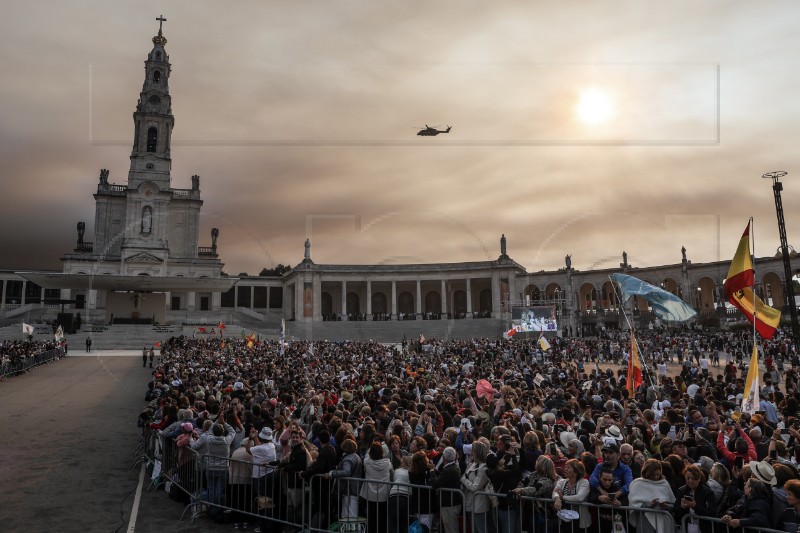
[1,1,799,276]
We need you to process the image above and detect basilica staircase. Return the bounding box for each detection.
[285,317,506,343]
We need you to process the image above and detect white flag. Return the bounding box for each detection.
[22,323,34,336]
[741,344,760,415]
[54,325,64,342]
[533,373,545,387]
[279,318,285,356]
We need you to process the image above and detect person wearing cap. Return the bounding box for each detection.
[589,442,633,497]
[247,426,278,512]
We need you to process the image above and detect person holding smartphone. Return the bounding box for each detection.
[673,464,715,527]
[716,420,757,467]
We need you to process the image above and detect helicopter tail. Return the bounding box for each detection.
[445,126,451,133]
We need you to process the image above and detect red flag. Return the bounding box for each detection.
[627,331,643,397]
[197,327,206,333]
[155,341,161,348]
[476,379,496,400]
[218,322,226,330]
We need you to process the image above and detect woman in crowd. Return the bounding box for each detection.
[628,459,676,533]
[778,478,800,532]
[673,464,715,532]
[460,441,491,533]
[324,437,362,520]
[408,450,436,533]
[515,454,559,533]
[589,464,625,533]
[553,458,591,531]
[721,477,774,530]
[388,435,405,469]
[360,441,393,533]
[707,462,742,516]
[387,456,412,533]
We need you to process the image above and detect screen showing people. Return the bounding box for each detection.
[512,306,558,332]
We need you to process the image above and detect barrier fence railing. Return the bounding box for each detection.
[0,347,64,378]
[473,490,676,533]
[133,437,794,533]
[680,512,792,533]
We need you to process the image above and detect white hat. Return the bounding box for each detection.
[605,426,623,441]
[750,460,777,486]
[259,427,274,441]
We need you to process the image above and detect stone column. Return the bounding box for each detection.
[491,271,501,318]
[416,280,422,316]
[391,281,397,319]
[508,271,517,312]
[21,281,27,305]
[1,280,6,310]
[165,291,171,310]
[187,291,196,311]
[313,274,322,321]
[88,289,97,310]
[441,279,447,319]
[250,286,255,309]
[212,291,221,311]
[266,286,271,312]
[234,286,239,309]
[295,280,304,321]
[40,287,45,306]
[466,278,473,318]
[366,280,372,320]
[341,280,348,320]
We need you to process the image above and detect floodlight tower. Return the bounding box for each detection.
[763,171,800,352]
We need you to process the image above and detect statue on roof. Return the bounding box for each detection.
[304,238,311,260]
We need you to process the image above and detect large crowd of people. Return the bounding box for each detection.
[0,338,64,378]
[140,328,800,532]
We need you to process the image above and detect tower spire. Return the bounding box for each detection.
[153,15,167,45]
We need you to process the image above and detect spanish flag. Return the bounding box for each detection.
[724,221,781,339]
[627,331,643,398]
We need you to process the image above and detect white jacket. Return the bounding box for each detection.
[359,457,393,502]
[461,462,491,513]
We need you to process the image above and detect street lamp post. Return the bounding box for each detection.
[763,171,800,352]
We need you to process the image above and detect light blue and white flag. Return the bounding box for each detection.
[611,273,697,322]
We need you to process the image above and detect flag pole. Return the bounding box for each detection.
[609,275,656,389]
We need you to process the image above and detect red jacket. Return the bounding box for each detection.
[716,427,757,464]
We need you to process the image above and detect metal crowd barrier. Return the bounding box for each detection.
[680,513,790,533]
[0,348,64,378]
[472,490,677,533]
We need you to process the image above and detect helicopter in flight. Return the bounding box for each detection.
[417,125,452,136]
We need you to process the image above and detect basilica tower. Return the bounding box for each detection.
[128,16,174,191]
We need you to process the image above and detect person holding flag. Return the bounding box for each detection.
[626,330,643,399]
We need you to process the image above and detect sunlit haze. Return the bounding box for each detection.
[0,2,798,276]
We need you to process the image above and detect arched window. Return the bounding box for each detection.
[147,127,158,152]
[153,70,161,84]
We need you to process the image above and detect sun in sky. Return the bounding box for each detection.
[575,87,615,125]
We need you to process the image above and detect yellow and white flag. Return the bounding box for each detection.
[741,344,760,415]
[538,335,551,351]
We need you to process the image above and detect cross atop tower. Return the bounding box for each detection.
[156,15,167,33]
